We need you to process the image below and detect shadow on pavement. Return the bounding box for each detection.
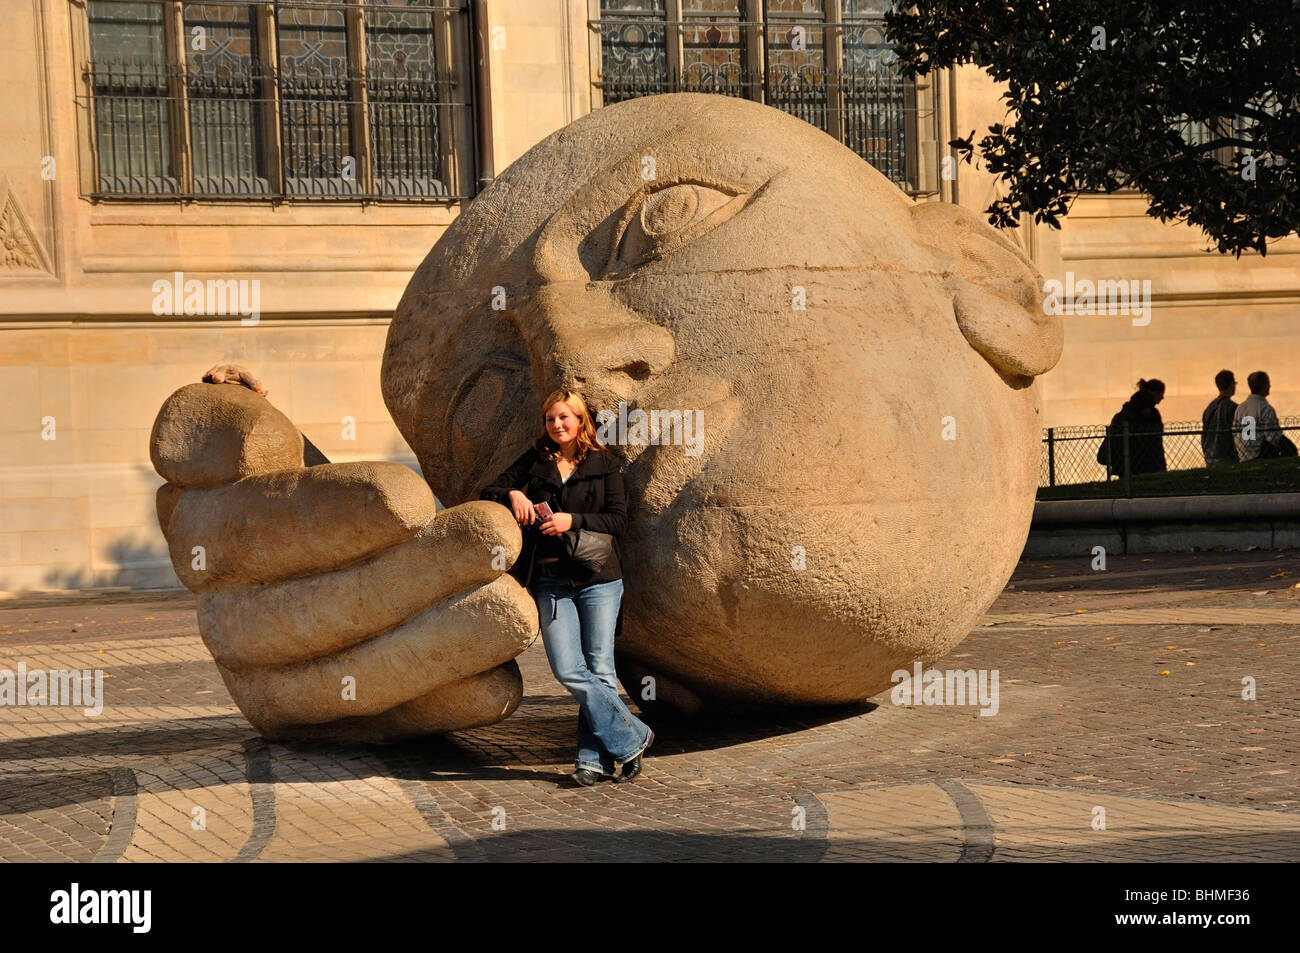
[1011,551,1299,594]
[0,718,249,764]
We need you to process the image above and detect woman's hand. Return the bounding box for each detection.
[507,490,537,527]
[202,363,269,396]
[539,512,573,536]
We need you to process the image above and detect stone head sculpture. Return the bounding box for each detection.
[384,93,1063,714]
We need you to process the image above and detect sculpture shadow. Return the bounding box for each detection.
[0,768,118,816]
[367,826,1299,864]
[382,827,832,863]
[0,718,249,767]
[1010,551,1300,595]
[0,533,178,593]
[362,697,879,784]
[620,701,878,758]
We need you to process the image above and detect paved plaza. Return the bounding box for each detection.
[1,550,1297,863]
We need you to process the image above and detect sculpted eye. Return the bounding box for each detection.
[603,182,750,277]
[447,351,529,473]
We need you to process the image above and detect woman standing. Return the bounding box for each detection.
[1100,378,1168,477]
[480,390,654,786]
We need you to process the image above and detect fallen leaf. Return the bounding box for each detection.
[1159,670,1171,676]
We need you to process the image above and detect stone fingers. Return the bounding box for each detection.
[216,574,538,732]
[165,461,437,592]
[198,501,523,668]
[251,663,525,742]
[151,381,304,488]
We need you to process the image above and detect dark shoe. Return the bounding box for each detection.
[571,768,602,787]
[616,729,654,784]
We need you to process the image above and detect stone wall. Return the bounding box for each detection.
[0,322,412,590]
[1040,194,1300,427]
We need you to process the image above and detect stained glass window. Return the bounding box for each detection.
[682,1,749,98]
[366,0,448,196]
[185,3,268,194]
[599,1,669,104]
[841,0,906,185]
[594,0,932,193]
[764,0,829,133]
[277,3,353,194]
[88,1,174,193]
[84,0,473,201]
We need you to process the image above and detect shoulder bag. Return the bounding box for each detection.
[564,528,615,573]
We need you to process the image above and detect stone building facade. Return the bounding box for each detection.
[2,0,1297,590]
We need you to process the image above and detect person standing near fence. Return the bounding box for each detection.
[1234,371,1297,461]
[1099,379,1168,477]
[1200,370,1239,466]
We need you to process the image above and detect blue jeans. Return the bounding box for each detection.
[532,575,651,775]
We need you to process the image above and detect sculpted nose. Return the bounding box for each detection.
[527,285,676,405]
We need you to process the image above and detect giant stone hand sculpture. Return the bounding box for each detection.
[152,93,1062,739]
[151,380,537,741]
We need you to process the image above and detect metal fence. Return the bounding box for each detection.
[1040,418,1300,497]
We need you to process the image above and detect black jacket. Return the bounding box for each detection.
[1201,395,1239,464]
[1100,396,1167,476]
[479,446,627,586]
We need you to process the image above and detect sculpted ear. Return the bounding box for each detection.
[910,202,1063,379]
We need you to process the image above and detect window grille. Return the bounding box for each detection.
[83,0,476,201]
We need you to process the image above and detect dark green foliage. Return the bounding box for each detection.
[885,1,1299,255]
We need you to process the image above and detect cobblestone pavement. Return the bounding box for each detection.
[1,550,1297,862]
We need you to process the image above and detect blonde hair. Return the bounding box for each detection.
[534,389,608,462]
